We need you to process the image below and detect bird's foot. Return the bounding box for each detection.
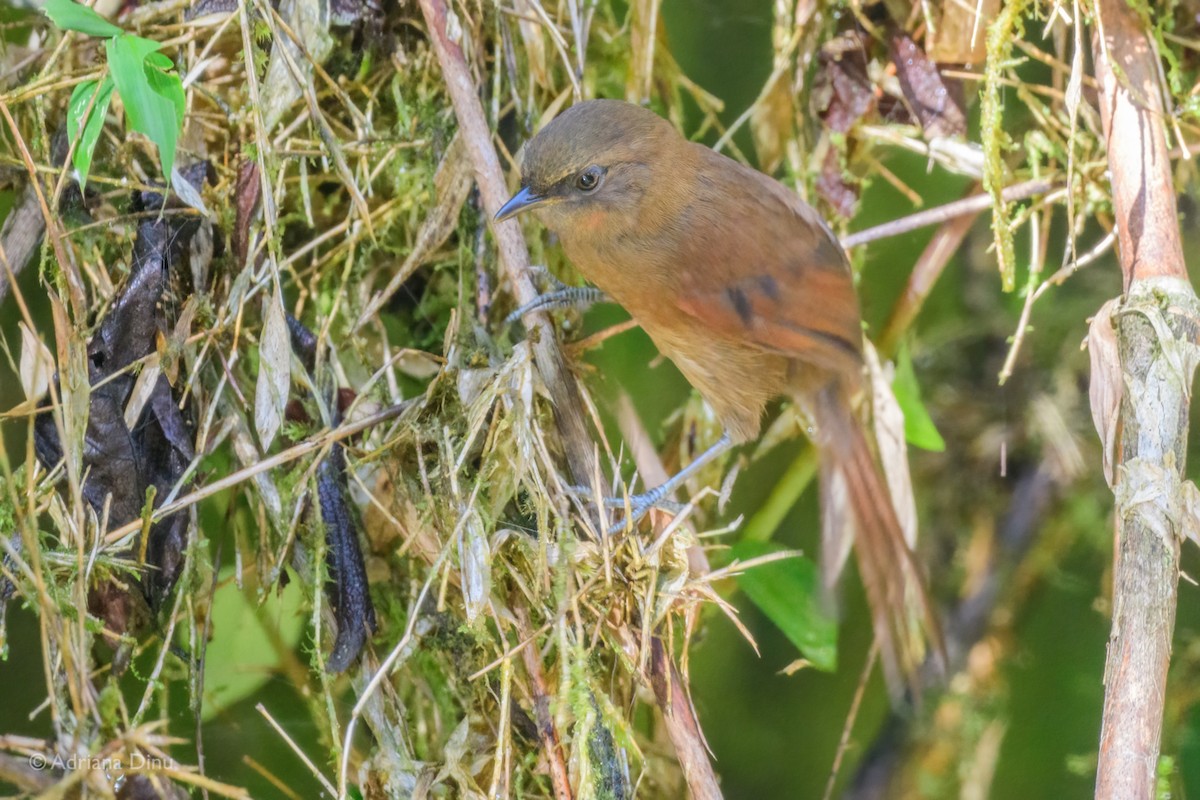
[566,483,687,535]
[506,267,608,325]
[566,433,735,535]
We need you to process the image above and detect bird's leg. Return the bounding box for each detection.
[593,432,734,534]
[505,266,609,325]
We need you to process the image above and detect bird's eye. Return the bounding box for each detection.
[575,166,602,192]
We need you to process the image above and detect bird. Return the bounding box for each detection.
[495,98,941,700]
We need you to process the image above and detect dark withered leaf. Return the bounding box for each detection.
[320,442,376,672]
[287,315,376,672]
[816,147,860,219]
[587,693,630,800]
[35,164,210,612]
[88,579,149,642]
[814,31,876,135]
[80,377,144,524]
[89,228,169,375]
[287,312,318,373]
[889,31,967,139]
[233,158,261,268]
[149,376,195,461]
[509,698,539,744]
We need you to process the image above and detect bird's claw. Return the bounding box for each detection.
[564,483,686,534]
[506,268,608,326]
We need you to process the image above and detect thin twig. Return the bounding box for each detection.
[649,637,721,800]
[256,704,337,796]
[101,399,415,546]
[877,189,981,354]
[823,641,879,800]
[0,99,85,319]
[840,179,1053,250]
[516,606,574,800]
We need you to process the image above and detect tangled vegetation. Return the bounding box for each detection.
[2,0,1200,797]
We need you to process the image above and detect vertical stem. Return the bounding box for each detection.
[1091,2,1197,798]
[649,638,723,800]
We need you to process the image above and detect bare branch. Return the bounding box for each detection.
[516,608,574,800]
[649,638,722,800]
[840,179,1053,250]
[1092,2,1200,798]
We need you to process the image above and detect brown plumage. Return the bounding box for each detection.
[497,98,940,699]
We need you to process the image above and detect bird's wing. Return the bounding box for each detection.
[672,156,865,377]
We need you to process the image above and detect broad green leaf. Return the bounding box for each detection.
[144,50,174,69]
[732,541,837,672]
[892,342,946,452]
[43,0,123,37]
[144,57,185,130]
[104,34,183,179]
[201,565,305,721]
[66,76,114,189]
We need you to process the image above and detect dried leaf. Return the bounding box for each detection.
[171,164,210,214]
[928,0,1000,65]
[35,179,202,607]
[18,322,53,403]
[233,158,261,268]
[816,147,859,218]
[750,71,795,175]
[459,510,490,624]
[813,31,875,134]
[255,288,291,449]
[1087,299,1122,486]
[514,0,549,88]
[890,31,967,139]
[261,0,334,131]
[865,342,918,547]
[123,355,161,431]
[1183,481,1200,549]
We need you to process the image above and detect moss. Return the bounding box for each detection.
[981,0,1030,292]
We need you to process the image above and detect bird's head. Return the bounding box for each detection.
[495,99,682,236]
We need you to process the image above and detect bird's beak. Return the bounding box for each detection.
[495,186,549,222]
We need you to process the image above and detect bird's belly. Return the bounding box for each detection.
[645,322,787,443]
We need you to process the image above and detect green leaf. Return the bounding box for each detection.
[104,34,184,179]
[66,76,114,189]
[892,342,945,452]
[145,58,185,130]
[144,50,174,69]
[201,565,305,721]
[732,541,837,672]
[43,0,123,37]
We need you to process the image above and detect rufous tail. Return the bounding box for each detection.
[814,383,944,703]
